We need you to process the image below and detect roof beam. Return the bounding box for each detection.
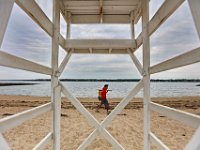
[136,0,185,48]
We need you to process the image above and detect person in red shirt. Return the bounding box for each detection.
[96,84,110,115]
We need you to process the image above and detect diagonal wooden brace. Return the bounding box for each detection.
[60,82,125,150]
[77,79,144,150]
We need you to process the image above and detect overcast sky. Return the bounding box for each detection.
[1,0,200,80]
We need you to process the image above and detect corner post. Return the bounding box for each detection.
[51,0,61,149]
[142,0,151,150]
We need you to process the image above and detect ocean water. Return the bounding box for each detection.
[0,81,199,98]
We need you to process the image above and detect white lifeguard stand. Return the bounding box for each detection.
[0,0,200,149]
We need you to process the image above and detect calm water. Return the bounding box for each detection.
[0,81,199,98]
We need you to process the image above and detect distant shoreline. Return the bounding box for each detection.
[1,79,200,82]
[0,83,38,86]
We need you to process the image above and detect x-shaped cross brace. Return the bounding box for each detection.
[60,79,143,150]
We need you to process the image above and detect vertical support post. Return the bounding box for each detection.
[51,0,61,149]
[130,11,135,39]
[188,0,200,39]
[66,11,71,39]
[142,0,151,150]
[0,0,15,47]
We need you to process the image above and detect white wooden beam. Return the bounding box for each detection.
[71,14,130,24]
[0,103,52,133]
[16,0,66,50]
[63,0,139,7]
[149,132,170,150]
[188,0,200,39]
[57,50,73,76]
[60,83,125,150]
[66,11,71,39]
[150,102,200,128]
[150,47,200,74]
[142,0,151,150]
[77,79,143,149]
[0,51,52,75]
[33,132,53,150]
[0,0,15,47]
[72,49,129,54]
[185,126,200,150]
[51,0,61,149]
[127,49,144,76]
[65,39,136,49]
[0,134,10,150]
[136,0,185,48]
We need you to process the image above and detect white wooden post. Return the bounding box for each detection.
[188,0,200,39]
[0,134,10,150]
[51,0,61,149]
[0,0,15,47]
[66,11,71,39]
[142,0,151,150]
[185,126,200,150]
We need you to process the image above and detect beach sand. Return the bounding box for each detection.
[0,95,200,150]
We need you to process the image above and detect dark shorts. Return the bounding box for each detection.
[101,99,109,107]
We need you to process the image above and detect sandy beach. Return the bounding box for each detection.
[0,95,200,150]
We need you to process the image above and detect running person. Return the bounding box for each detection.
[96,84,110,115]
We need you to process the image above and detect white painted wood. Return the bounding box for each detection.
[57,50,73,76]
[136,0,185,48]
[16,0,66,50]
[71,14,131,24]
[149,132,170,150]
[0,51,52,75]
[78,79,143,149]
[188,0,200,39]
[0,103,52,133]
[66,11,71,39]
[72,48,130,54]
[51,0,61,149]
[60,83,125,150]
[150,47,200,74]
[142,0,151,150]
[185,126,200,150]
[33,132,53,150]
[65,39,136,49]
[0,0,15,47]
[0,134,11,150]
[63,0,139,7]
[128,49,144,76]
[150,102,200,128]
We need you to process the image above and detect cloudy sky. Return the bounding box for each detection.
[1,0,200,80]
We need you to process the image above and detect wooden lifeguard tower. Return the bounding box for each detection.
[0,0,200,149]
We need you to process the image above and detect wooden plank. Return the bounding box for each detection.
[60,83,125,150]
[0,0,15,47]
[150,102,200,128]
[65,39,136,49]
[57,50,73,76]
[33,132,53,150]
[72,48,129,54]
[150,47,200,74]
[63,0,139,7]
[51,0,61,149]
[16,0,66,50]
[136,0,185,48]
[128,49,144,76]
[71,14,130,24]
[149,132,170,150]
[0,51,52,75]
[0,134,11,150]
[0,103,52,133]
[78,79,143,149]
[185,126,200,150]
[142,0,151,150]
[188,0,200,39]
